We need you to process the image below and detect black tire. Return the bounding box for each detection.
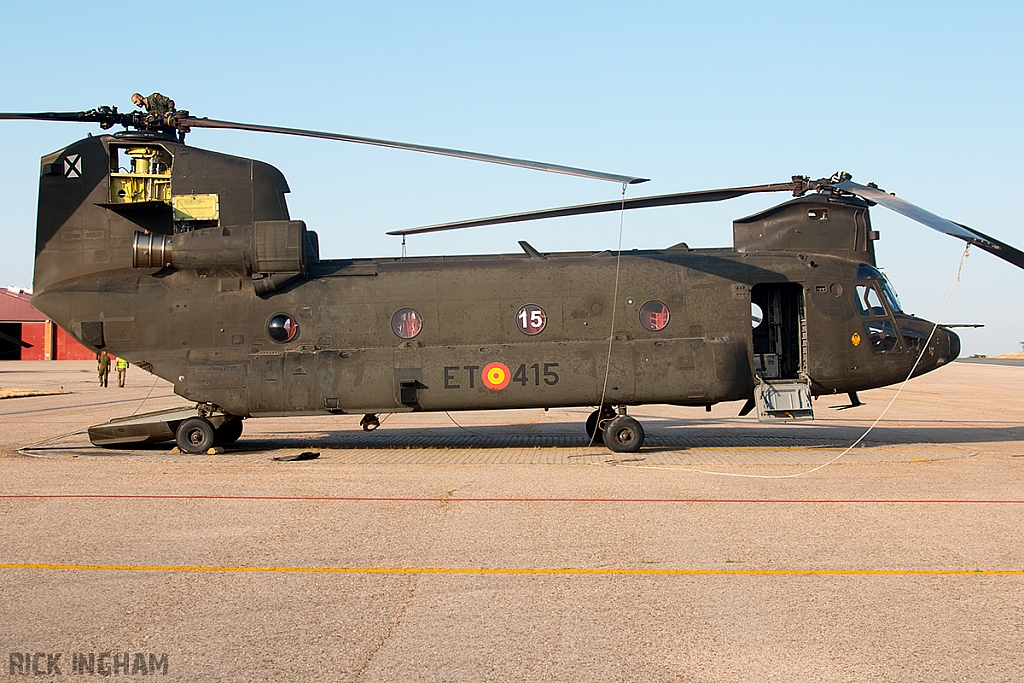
[176,417,216,454]
[214,418,243,445]
[603,416,644,453]
[585,409,604,444]
[585,406,616,445]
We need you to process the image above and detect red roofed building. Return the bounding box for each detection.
[0,287,94,360]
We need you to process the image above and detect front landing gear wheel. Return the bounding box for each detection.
[176,417,215,454]
[585,407,616,445]
[603,415,644,453]
[360,414,381,431]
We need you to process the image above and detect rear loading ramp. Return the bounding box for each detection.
[88,407,234,447]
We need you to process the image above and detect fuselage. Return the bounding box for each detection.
[29,132,959,419]
[34,246,958,418]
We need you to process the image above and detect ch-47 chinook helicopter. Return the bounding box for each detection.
[3,105,1022,454]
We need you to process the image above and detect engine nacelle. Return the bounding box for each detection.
[133,220,314,294]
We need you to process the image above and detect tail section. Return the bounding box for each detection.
[31,133,292,353]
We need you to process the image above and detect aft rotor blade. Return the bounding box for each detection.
[178,116,647,185]
[388,181,802,236]
[836,180,1024,270]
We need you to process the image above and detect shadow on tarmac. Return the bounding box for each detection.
[76,420,1023,454]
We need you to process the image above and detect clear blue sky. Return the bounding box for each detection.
[2,1,1022,355]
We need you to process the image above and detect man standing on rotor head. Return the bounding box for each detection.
[131,92,175,117]
[131,92,186,141]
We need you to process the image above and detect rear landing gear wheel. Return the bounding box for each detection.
[360,413,381,431]
[214,418,243,445]
[585,406,616,445]
[603,415,644,453]
[176,417,215,454]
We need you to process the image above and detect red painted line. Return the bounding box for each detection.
[0,494,1022,504]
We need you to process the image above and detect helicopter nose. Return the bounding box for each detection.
[905,319,959,377]
[944,327,961,363]
[923,324,959,370]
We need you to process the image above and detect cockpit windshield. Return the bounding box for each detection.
[879,278,903,313]
[856,264,903,314]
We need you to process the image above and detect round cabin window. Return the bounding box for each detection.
[267,314,298,343]
[391,308,423,339]
[639,300,670,331]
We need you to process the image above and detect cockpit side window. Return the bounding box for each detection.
[855,264,907,353]
[864,320,901,353]
[855,284,886,316]
[856,264,904,314]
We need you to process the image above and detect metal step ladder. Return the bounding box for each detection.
[753,378,814,422]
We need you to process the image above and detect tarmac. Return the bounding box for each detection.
[1,359,1022,681]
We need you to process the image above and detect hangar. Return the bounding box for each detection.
[0,287,93,360]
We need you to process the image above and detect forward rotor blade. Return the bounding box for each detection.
[836,180,1024,270]
[0,111,98,122]
[388,181,801,236]
[0,108,144,131]
[178,116,647,185]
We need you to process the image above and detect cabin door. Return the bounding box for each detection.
[750,283,813,421]
[751,283,806,380]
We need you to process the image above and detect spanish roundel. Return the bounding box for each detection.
[481,362,511,391]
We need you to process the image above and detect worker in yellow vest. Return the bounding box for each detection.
[115,356,129,388]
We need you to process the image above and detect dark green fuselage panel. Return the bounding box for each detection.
[30,134,958,419]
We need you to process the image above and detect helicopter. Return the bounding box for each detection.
[3,105,1021,454]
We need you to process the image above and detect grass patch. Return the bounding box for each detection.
[0,388,65,399]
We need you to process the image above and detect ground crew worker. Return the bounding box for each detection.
[97,350,110,388]
[131,92,176,117]
[115,356,129,388]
